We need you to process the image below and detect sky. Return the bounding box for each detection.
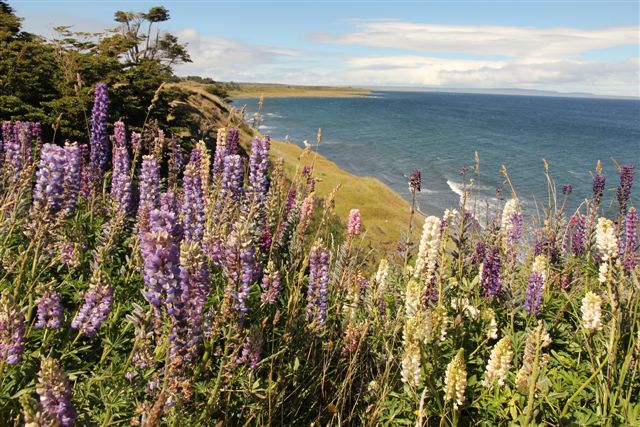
[11,0,640,97]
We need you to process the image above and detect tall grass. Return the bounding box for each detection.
[0,84,638,426]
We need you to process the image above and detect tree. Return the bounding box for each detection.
[0,1,60,123]
[1,3,196,141]
[113,6,191,67]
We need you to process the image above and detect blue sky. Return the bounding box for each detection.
[11,1,640,96]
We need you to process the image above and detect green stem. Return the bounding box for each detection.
[560,352,610,418]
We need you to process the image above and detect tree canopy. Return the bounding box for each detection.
[0,2,195,141]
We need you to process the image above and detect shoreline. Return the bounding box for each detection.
[228,83,372,98]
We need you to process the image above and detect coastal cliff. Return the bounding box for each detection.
[166,81,423,253]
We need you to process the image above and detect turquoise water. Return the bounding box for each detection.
[235,92,640,219]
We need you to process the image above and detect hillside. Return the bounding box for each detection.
[165,81,422,254]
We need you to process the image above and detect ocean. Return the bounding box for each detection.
[234,91,640,220]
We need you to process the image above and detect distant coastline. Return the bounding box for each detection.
[224,81,638,101]
[227,83,372,98]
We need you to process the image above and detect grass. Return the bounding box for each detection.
[228,82,372,98]
[269,139,423,254]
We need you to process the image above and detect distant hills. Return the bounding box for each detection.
[360,85,639,100]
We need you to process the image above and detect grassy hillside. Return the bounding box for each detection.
[227,82,372,98]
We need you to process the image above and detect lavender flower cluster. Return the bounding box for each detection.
[307,243,329,334]
[89,83,109,187]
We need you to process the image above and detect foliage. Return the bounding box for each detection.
[0,2,194,142]
[0,85,638,426]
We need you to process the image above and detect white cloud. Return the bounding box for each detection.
[314,21,639,59]
[173,28,306,81]
[337,55,639,96]
[308,21,639,96]
[175,23,639,96]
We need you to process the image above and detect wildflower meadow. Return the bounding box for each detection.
[0,80,638,426]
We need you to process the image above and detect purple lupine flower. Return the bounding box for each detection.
[32,122,41,145]
[79,144,91,199]
[137,155,160,233]
[178,242,210,364]
[571,215,586,256]
[212,130,229,177]
[623,207,638,272]
[473,241,487,266]
[1,121,11,160]
[112,120,127,149]
[160,189,179,216]
[480,246,502,297]
[36,358,77,427]
[534,237,545,256]
[35,289,63,329]
[260,262,281,305]
[181,163,205,243]
[58,240,77,266]
[507,210,523,248]
[274,187,297,248]
[15,121,33,165]
[524,272,544,316]
[61,142,82,216]
[617,165,634,215]
[3,121,34,177]
[236,326,263,369]
[168,136,184,185]
[3,121,20,171]
[32,144,66,215]
[227,127,240,155]
[593,173,606,207]
[223,227,256,325]
[409,169,421,193]
[307,243,329,334]
[140,206,183,319]
[562,183,572,196]
[348,208,362,237]
[0,293,25,364]
[379,298,387,318]
[130,131,141,155]
[89,83,109,187]
[71,278,113,337]
[248,136,270,200]
[298,194,315,232]
[221,154,243,202]
[260,228,272,254]
[110,145,132,215]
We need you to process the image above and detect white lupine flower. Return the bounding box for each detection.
[532,255,548,282]
[482,337,513,389]
[501,199,520,232]
[581,291,603,332]
[444,349,467,410]
[598,263,609,284]
[414,216,440,278]
[400,342,421,387]
[443,209,459,224]
[401,314,425,386]
[596,217,618,261]
[487,312,498,340]
[405,279,422,318]
[451,297,479,319]
[375,258,389,289]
